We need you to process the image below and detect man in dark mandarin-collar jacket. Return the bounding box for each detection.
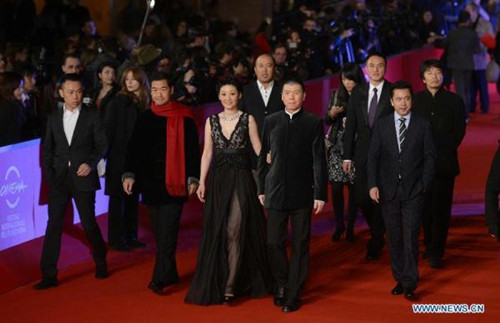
[413,59,466,269]
[258,79,327,313]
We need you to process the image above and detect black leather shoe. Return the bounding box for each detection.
[391,283,403,295]
[95,262,109,279]
[331,228,345,242]
[148,281,165,295]
[223,295,235,304]
[273,287,286,307]
[429,258,442,269]
[33,278,58,290]
[282,300,301,313]
[365,250,380,261]
[404,288,416,300]
[109,243,131,252]
[346,230,356,242]
[128,239,147,249]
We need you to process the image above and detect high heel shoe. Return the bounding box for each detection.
[223,294,235,304]
[331,228,345,242]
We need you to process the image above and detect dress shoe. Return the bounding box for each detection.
[273,287,286,307]
[95,262,109,279]
[109,242,131,252]
[346,230,356,242]
[365,250,380,261]
[331,228,345,242]
[282,300,301,313]
[128,239,147,249]
[33,278,58,290]
[429,258,442,269]
[391,283,403,295]
[223,294,235,304]
[404,288,416,300]
[148,281,165,295]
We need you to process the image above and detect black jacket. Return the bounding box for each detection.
[443,25,482,71]
[239,81,285,133]
[239,81,285,169]
[0,99,22,147]
[92,83,120,116]
[367,113,436,201]
[413,88,466,178]
[124,109,200,205]
[43,105,107,191]
[343,81,394,168]
[103,93,142,196]
[258,109,328,210]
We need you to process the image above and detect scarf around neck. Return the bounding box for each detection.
[150,100,194,197]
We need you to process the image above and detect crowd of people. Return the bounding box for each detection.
[4,0,500,147]
[1,0,499,314]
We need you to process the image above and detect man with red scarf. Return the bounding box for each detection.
[122,72,200,295]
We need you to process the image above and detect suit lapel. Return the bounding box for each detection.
[399,115,415,155]
[376,81,391,120]
[252,82,266,109]
[268,83,281,109]
[70,106,86,146]
[55,108,70,148]
[360,84,369,125]
[387,117,399,155]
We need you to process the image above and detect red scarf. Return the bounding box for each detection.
[150,100,194,197]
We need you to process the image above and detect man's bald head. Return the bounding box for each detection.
[254,54,275,84]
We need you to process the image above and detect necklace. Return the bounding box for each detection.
[220,111,241,122]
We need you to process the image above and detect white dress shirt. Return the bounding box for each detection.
[63,105,81,146]
[257,80,274,107]
[368,81,384,112]
[394,111,411,152]
[285,108,301,119]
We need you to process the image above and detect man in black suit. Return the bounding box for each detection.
[240,54,285,131]
[485,141,500,241]
[258,79,328,313]
[413,60,466,268]
[342,52,393,260]
[240,54,285,168]
[35,74,108,290]
[368,81,436,300]
[122,72,200,295]
[443,10,482,120]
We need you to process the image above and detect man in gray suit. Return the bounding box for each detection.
[443,10,482,120]
[368,81,436,300]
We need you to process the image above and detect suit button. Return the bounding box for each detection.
[264,111,268,115]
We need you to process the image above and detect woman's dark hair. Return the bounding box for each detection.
[0,72,23,103]
[97,61,117,75]
[336,63,365,107]
[216,77,242,94]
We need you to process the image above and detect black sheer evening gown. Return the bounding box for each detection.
[185,112,272,305]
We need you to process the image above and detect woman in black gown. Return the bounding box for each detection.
[185,78,272,305]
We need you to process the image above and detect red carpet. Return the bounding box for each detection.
[1,89,500,322]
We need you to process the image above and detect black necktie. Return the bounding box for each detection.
[368,88,378,128]
[398,117,407,152]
